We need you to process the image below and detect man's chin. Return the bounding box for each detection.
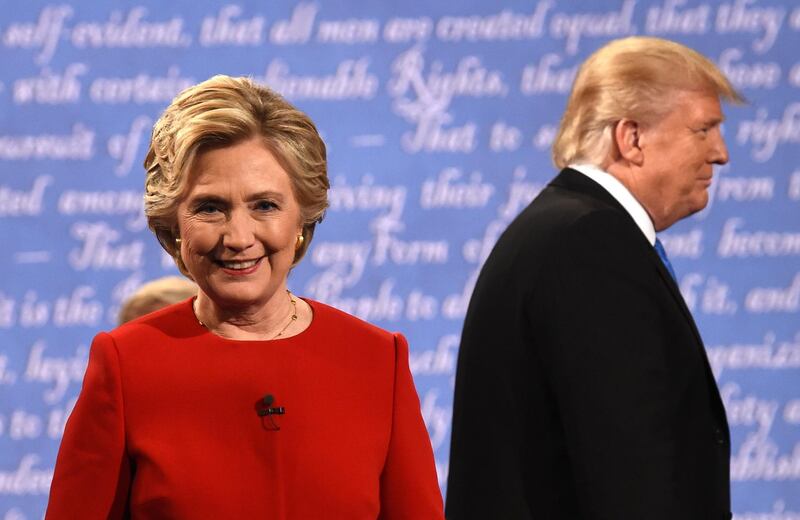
[696,191,711,212]
[683,197,710,221]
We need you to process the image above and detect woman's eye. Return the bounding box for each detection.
[255,200,277,211]
[197,203,220,214]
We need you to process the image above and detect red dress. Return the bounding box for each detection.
[46,298,444,519]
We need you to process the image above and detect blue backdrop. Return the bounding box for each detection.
[1,1,799,518]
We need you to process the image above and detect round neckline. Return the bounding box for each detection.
[186,296,318,345]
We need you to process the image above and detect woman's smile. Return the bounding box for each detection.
[216,257,264,274]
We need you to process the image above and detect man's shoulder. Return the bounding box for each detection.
[484,175,643,276]
[505,170,627,243]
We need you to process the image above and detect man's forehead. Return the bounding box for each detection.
[670,89,724,121]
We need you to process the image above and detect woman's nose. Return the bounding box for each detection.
[222,209,255,251]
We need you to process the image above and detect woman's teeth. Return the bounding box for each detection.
[220,259,258,270]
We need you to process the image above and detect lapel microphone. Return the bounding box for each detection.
[258,394,286,416]
[257,394,285,431]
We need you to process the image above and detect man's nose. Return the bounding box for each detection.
[711,128,729,166]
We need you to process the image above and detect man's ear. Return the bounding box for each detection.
[614,119,644,166]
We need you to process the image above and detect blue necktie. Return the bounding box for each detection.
[654,238,677,281]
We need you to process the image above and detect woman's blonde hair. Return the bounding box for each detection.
[144,75,329,276]
[552,36,744,169]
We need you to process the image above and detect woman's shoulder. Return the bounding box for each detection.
[305,298,402,346]
[302,298,407,373]
[106,297,197,345]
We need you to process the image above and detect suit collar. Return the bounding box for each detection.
[549,168,627,214]
[569,164,656,245]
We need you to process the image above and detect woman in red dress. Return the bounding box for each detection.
[46,75,444,519]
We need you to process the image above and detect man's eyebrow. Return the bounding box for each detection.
[691,116,724,130]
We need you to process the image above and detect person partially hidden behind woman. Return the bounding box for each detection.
[46,75,444,519]
[117,276,197,325]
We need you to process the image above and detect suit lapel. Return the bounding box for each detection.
[550,168,729,427]
[550,169,703,343]
[650,249,705,347]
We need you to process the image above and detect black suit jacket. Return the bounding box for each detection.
[446,169,731,520]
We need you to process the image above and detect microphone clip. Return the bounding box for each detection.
[256,394,285,431]
[257,406,285,417]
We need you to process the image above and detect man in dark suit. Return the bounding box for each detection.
[446,37,743,519]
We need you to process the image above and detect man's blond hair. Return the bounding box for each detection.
[552,36,744,169]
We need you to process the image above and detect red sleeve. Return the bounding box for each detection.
[46,332,131,519]
[378,333,444,520]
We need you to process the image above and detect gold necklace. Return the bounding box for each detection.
[193,290,298,340]
[272,290,298,339]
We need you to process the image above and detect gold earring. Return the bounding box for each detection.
[175,237,182,245]
[295,234,304,250]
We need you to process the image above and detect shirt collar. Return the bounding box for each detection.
[569,163,656,246]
